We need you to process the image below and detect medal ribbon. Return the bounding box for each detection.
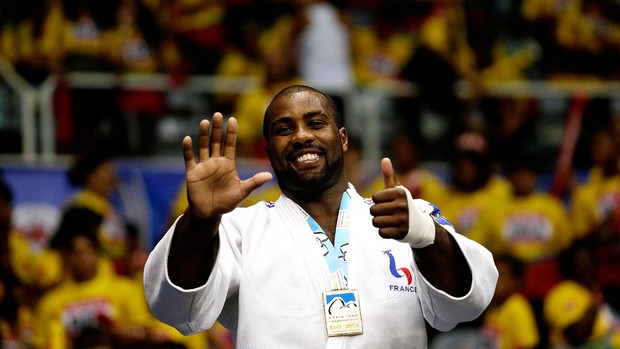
[304,188,352,289]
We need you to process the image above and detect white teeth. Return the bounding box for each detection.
[296,153,319,162]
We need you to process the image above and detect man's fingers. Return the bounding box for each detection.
[198,119,210,162]
[372,187,407,208]
[372,214,408,240]
[210,112,224,157]
[372,215,406,228]
[369,199,407,217]
[376,227,404,240]
[381,157,398,189]
[223,117,238,160]
[182,136,195,171]
[241,172,273,197]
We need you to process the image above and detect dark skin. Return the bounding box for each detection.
[265,91,349,241]
[370,158,471,296]
[563,304,597,346]
[168,88,471,297]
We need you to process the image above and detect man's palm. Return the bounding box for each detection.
[183,114,272,218]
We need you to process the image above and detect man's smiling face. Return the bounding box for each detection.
[265,90,348,196]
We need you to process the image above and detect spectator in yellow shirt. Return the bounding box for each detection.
[32,207,152,349]
[570,129,620,322]
[544,239,620,348]
[0,176,63,293]
[470,157,573,303]
[0,177,36,347]
[481,254,540,349]
[441,132,511,241]
[571,129,620,239]
[64,142,128,264]
[35,206,215,349]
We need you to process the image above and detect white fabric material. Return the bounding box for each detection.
[396,185,436,248]
[296,3,355,91]
[144,185,498,348]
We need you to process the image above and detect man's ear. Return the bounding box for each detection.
[340,127,348,152]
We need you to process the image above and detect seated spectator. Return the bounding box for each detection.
[571,129,620,240]
[571,128,620,316]
[441,132,511,240]
[481,254,540,349]
[64,141,128,264]
[109,222,147,283]
[34,206,215,349]
[582,130,619,188]
[480,96,540,171]
[469,155,574,342]
[32,206,152,349]
[0,175,58,290]
[543,239,620,348]
[0,177,35,347]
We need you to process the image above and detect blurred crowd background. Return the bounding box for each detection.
[1,0,620,348]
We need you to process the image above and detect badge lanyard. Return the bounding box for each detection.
[304,189,351,290]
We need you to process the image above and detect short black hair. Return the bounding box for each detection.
[504,151,542,175]
[49,207,103,251]
[67,141,114,186]
[262,85,343,140]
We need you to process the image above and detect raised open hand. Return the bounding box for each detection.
[183,113,273,218]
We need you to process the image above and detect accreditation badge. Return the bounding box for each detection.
[322,289,363,336]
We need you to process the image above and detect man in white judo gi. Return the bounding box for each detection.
[144,85,498,348]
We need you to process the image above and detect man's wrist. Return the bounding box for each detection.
[180,208,221,241]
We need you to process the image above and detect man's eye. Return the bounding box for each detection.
[309,120,325,128]
[276,126,292,134]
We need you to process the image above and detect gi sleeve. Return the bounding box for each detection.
[416,226,498,332]
[143,215,242,335]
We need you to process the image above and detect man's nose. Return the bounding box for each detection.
[292,126,314,146]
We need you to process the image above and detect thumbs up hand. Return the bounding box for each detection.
[370,158,436,248]
[370,158,409,240]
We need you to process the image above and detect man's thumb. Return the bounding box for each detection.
[381,158,398,189]
[242,172,273,196]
